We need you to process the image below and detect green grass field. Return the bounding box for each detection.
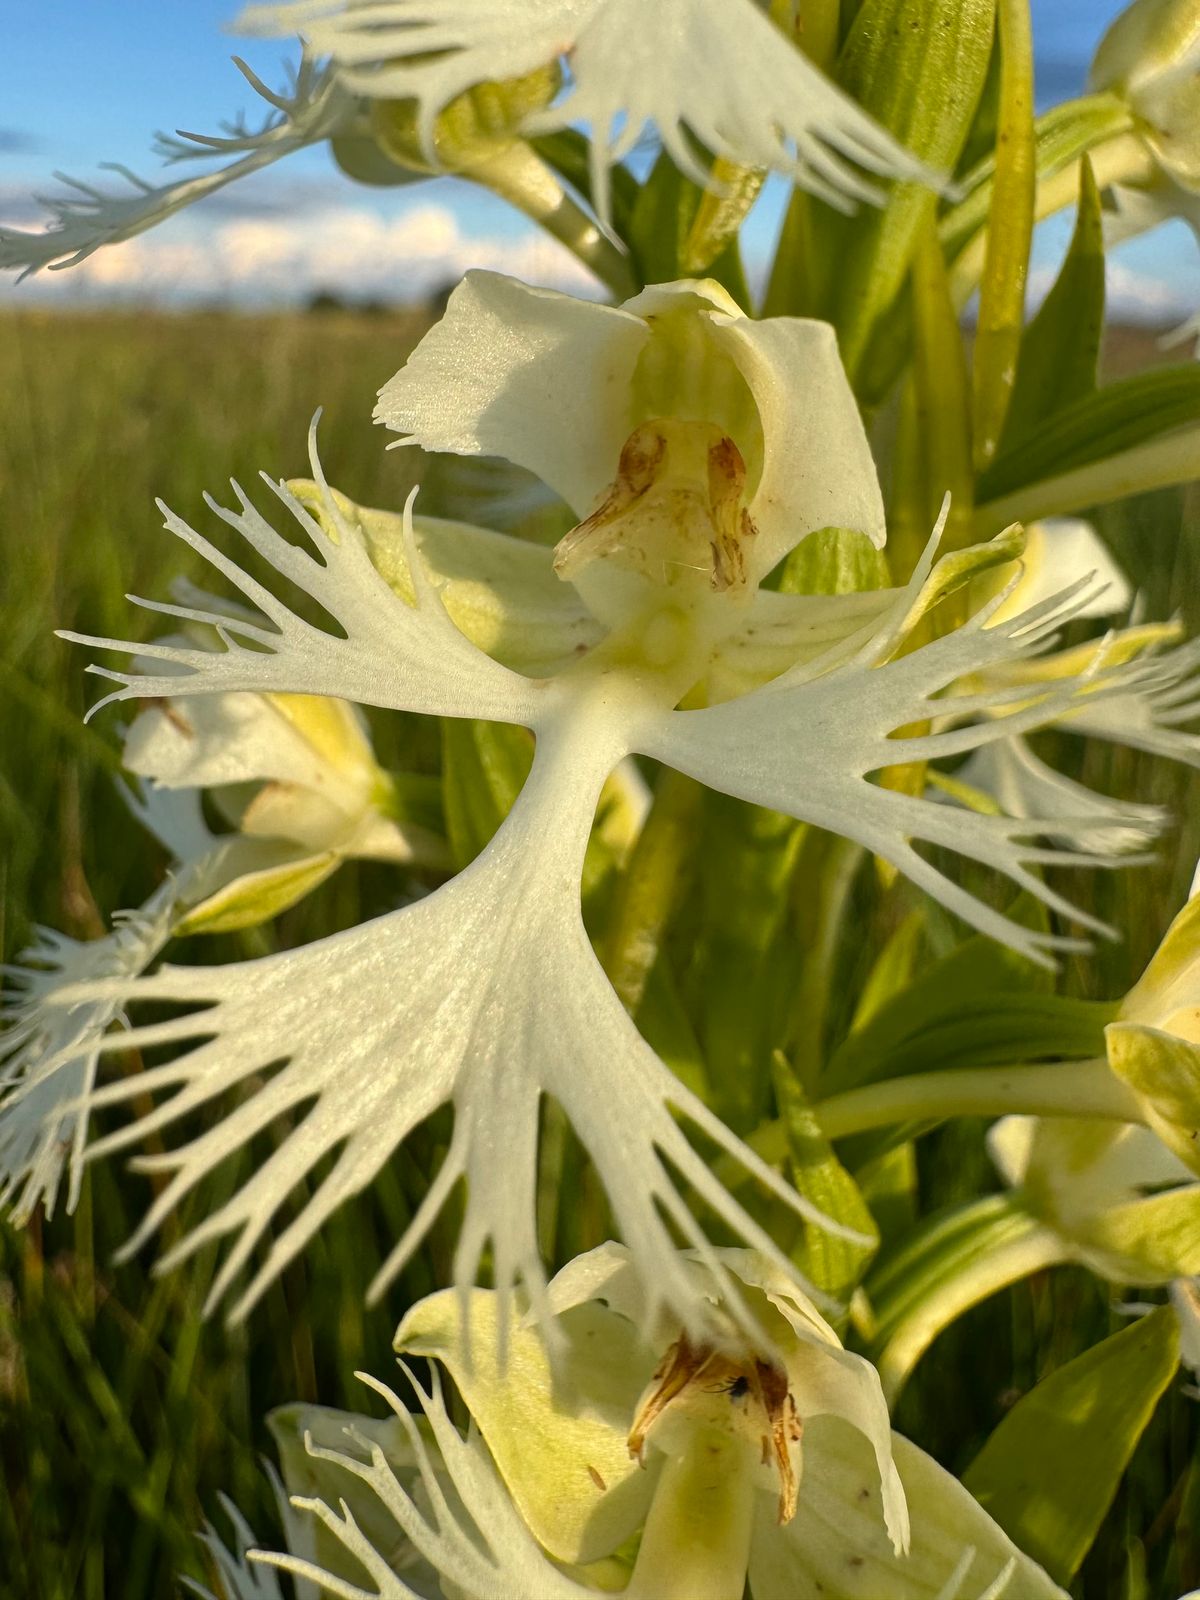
[1,310,1198,1598]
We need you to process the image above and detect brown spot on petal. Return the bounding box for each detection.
[628,1331,803,1525]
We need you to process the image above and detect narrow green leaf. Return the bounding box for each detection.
[941,91,1132,265]
[772,1052,879,1304]
[635,953,711,1102]
[910,216,974,553]
[687,793,805,1131]
[973,0,1036,468]
[850,909,927,1030]
[1001,155,1105,450]
[827,0,996,382]
[977,364,1200,504]
[963,1309,1181,1584]
[440,719,533,869]
[975,419,1200,533]
[823,919,1114,1095]
[866,1193,1064,1400]
[602,768,703,1016]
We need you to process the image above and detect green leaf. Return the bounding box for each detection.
[972,0,1036,469]
[908,217,974,559]
[977,364,1200,505]
[941,92,1132,265]
[866,1193,1065,1400]
[686,794,806,1131]
[634,952,711,1102]
[772,1052,879,1304]
[963,1308,1181,1584]
[441,719,533,869]
[850,909,927,1030]
[627,150,750,306]
[1001,156,1105,451]
[825,0,996,382]
[823,921,1115,1095]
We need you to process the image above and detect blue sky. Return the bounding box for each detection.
[3,0,1199,315]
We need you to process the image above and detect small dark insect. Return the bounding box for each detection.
[725,1375,751,1400]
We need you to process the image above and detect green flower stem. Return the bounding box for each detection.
[814,1057,1142,1141]
[467,140,637,300]
[627,1431,758,1600]
[865,1192,1067,1405]
[601,767,705,1016]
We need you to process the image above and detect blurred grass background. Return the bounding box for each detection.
[0,309,1198,1598]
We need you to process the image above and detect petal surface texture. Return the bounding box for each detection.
[75,706,829,1332]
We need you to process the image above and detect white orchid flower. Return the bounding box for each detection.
[233,0,939,224]
[243,1245,1060,1599]
[124,656,442,881]
[1084,0,1200,335]
[0,56,363,279]
[1091,0,1200,198]
[988,1114,1200,1288]
[953,517,1196,853]
[0,674,426,1223]
[45,273,1200,1341]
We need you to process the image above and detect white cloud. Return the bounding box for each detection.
[2,200,604,305]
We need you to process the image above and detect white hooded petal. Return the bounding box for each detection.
[0,59,350,278]
[234,0,935,221]
[955,738,1167,856]
[125,778,215,864]
[0,883,179,1224]
[377,272,886,583]
[639,538,1167,964]
[748,1424,1065,1599]
[61,432,540,730]
[67,700,837,1336]
[395,1283,658,1565]
[377,273,651,519]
